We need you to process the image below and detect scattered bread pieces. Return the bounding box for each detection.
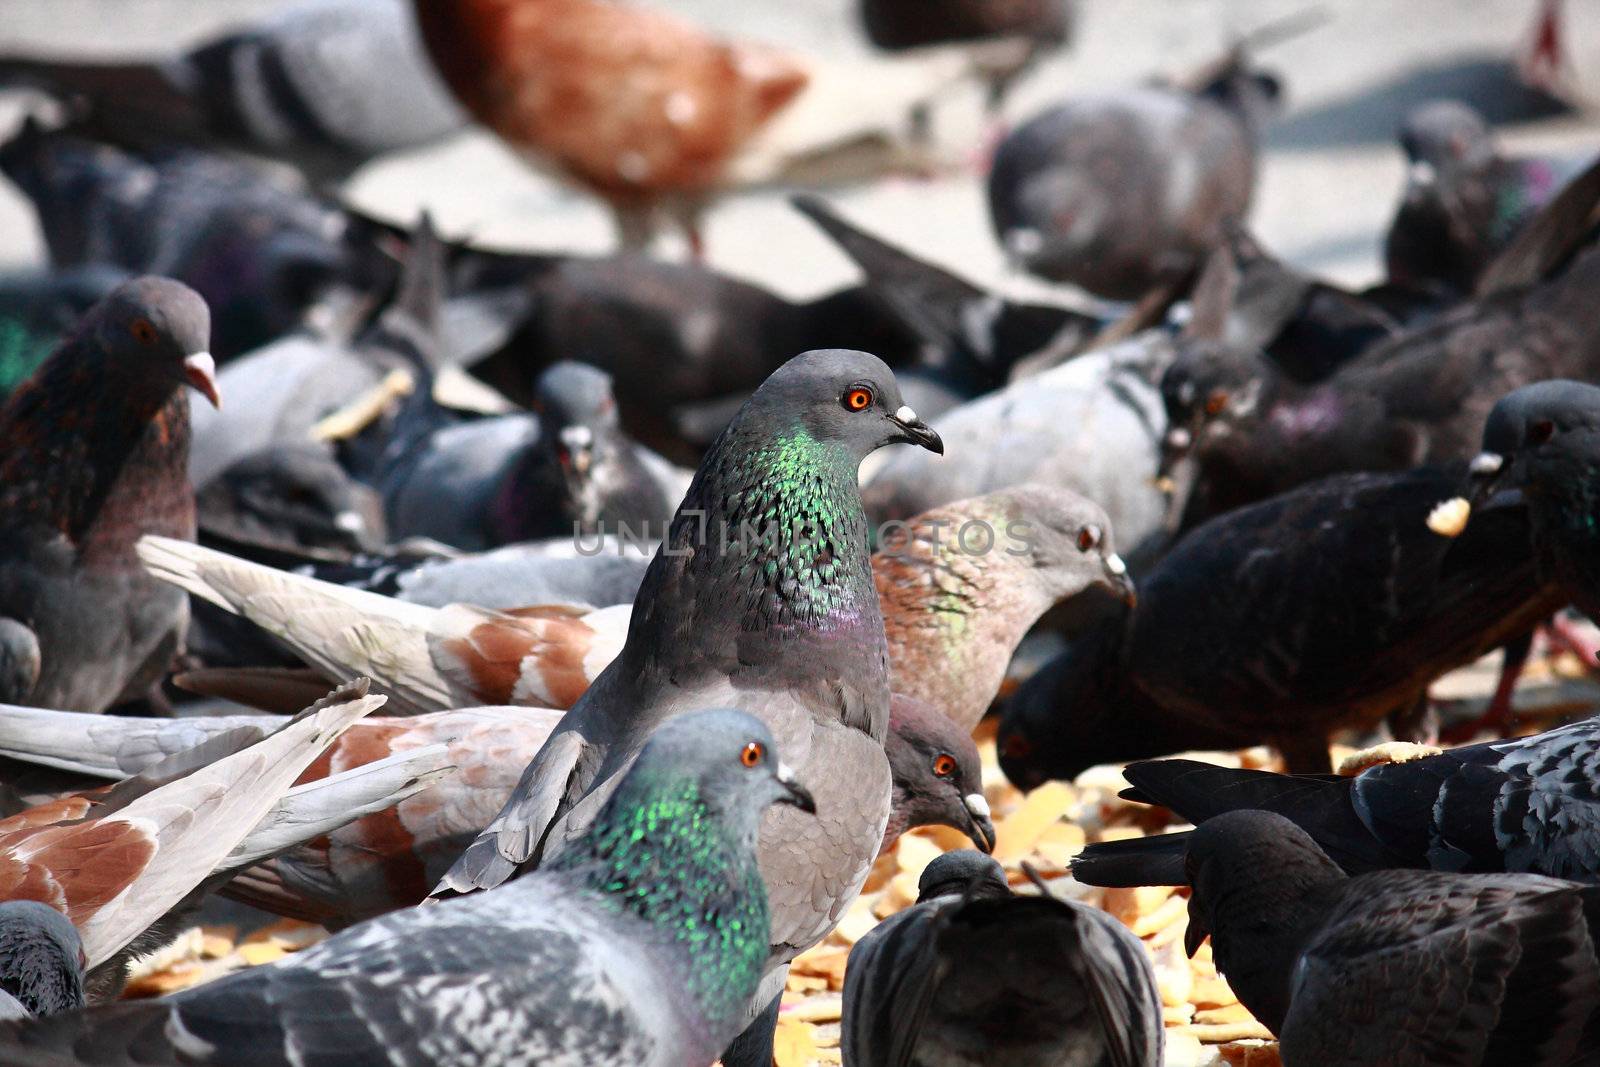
[1426,496,1471,538]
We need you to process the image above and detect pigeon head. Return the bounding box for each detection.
[0,900,85,1018]
[1471,380,1600,510]
[534,360,620,477]
[565,709,816,873]
[1399,100,1497,195]
[1182,810,1345,959]
[996,485,1135,607]
[915,849,1010,902]
[884,695,994,854]
[1158,338,1272,474]
[733,348,942,461]
[89,277,219,410]
[554,709,813,1033]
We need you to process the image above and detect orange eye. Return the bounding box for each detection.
[740,741,765,767]
[932,754,957,778]
[1204,389,1229,416]
[1077,525,1100,552]
[843,388,873,412]
[130,319,158,346]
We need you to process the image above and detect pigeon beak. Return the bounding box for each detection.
[891,405,943,455]
[560,426,595,475]
[1102,554,1137,607]
[183,352,221,409]
[1469,451,1503,477]
[1184,909,1211,958]
[962,792,997,854]
[1466,451,1524,511]
[774,762,816,814]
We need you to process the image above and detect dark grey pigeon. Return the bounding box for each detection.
[0,0,466,187]
[1073,714,1600,888]
[0,276,219,712]
[0,709,816,1067]
[1186,810,1600,1067]
[436,348,944,1066]
[842,851,1162,1067]
[1470,379,1600,625]
[1385,100,1576,297]
[0,903,83,1021]
[196,444,385,557]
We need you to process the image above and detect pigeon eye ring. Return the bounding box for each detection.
[843,387,874,412]
[740,741,766,767]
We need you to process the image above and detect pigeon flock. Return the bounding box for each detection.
[0,0,1598,1065]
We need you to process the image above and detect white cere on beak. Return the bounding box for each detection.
[1005,227,1045,258]
[1166,427,1192,450]
[964,793,990,819]
[776,761,798,785]
[1408,161,1438,186]
[1106,553,1128,577]
[1469,452,1504,476]
[895,405,918,424]
[333,511,366,533]
[560,426,595,451]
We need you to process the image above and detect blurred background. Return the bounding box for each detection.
[1,0,1597,303]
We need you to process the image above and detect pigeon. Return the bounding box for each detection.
[999,462,1565,779]
[435,348,941,1063]
[862,329,1178,569]
[1385,100,1575,296]
[411,0,995,255]
[387,361,687,550]
[1160,151,1600,520]
[1470,380,1600,623]
[0,694,989,925]
[1183,810,1600,1067]
[0,123,382,359]
[0,267,128,402]
[0,708,817,1067]
[0,681,389,997]
[0,0,465,188]
[196,445,385,558]
[875,485,1134,733]
[0,276,219,712]
[880,697,994,857]
[1072,713,1600,889]
[987,52,1281,299]
[841,851,1163,1067]
[0,903,83,1021]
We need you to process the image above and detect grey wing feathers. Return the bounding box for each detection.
[841,902,955,1067]
[1062,902,1165,1067]
[433,727,589,895]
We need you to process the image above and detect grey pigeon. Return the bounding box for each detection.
[436,348,943,1064]
[0,0,466,187]
[862,331,1176,569]
[987,54,1280,300]
[1073,713,1600,888]
[0,276,218,711]
[842,851,1162,1067]
[0,903,83,1022]
[1186,810,1600,1067]
[0,708,816,1067]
